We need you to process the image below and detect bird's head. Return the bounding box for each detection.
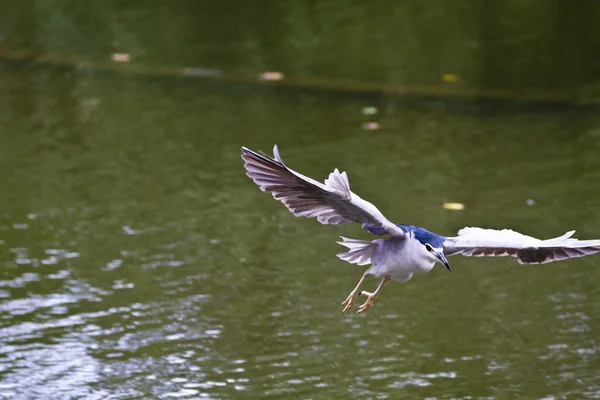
[403,225,452,272]
[423,242,452,272]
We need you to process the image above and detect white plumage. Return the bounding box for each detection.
[242,144,406,237]
[444,227,600,264]
[336,237,378,266]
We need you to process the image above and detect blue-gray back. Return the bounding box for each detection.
[397,224,446,247]
[361,222,446,247]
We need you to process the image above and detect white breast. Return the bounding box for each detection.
[369,237,436,277]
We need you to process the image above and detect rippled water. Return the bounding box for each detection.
[1,64,599,399]
[2,2,600,398]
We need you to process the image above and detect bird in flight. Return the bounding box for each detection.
[241,145,600,313]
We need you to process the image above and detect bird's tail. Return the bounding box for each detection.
[336,237,377,266]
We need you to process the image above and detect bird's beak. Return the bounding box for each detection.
[434,250,452,272]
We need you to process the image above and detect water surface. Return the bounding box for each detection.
[1,2,600,399]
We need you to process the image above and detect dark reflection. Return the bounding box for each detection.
[1,1,600,399]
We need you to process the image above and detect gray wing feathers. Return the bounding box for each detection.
[444,227,600,264]
[241,145,405,237]
[336,237,377,266]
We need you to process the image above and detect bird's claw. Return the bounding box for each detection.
[341,292,358,313]
[357,291,376,313]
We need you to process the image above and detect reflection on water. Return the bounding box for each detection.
[1,2,600,399]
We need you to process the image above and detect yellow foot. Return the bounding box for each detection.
[341,291,358,313]
[357,291,377,313]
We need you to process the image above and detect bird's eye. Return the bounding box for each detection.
[424,243,433,252]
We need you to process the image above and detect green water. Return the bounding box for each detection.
[1,2,600,399]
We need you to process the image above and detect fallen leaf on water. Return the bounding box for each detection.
[362,106,378,116]
[111,53,131,62]
[442,73,460,83]
[443,202,465,211]
[258,71,284,81]
[362,122,380,131]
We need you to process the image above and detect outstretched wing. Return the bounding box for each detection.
[241,145,405,237]
[444,227,600,264]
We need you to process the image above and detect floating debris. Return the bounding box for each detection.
[443,202,465,211]
[362,121,380,131]
[258,71,284,81]
[526,199,535,206]
[362,106,378,116]
[441,73,460,83]
[111,53,131,63]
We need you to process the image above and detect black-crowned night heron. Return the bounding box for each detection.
[241,145,600,313]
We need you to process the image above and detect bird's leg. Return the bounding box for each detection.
[357,276,391,313]
[341,270,370,313]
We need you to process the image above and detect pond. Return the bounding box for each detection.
[1,1,600,398]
